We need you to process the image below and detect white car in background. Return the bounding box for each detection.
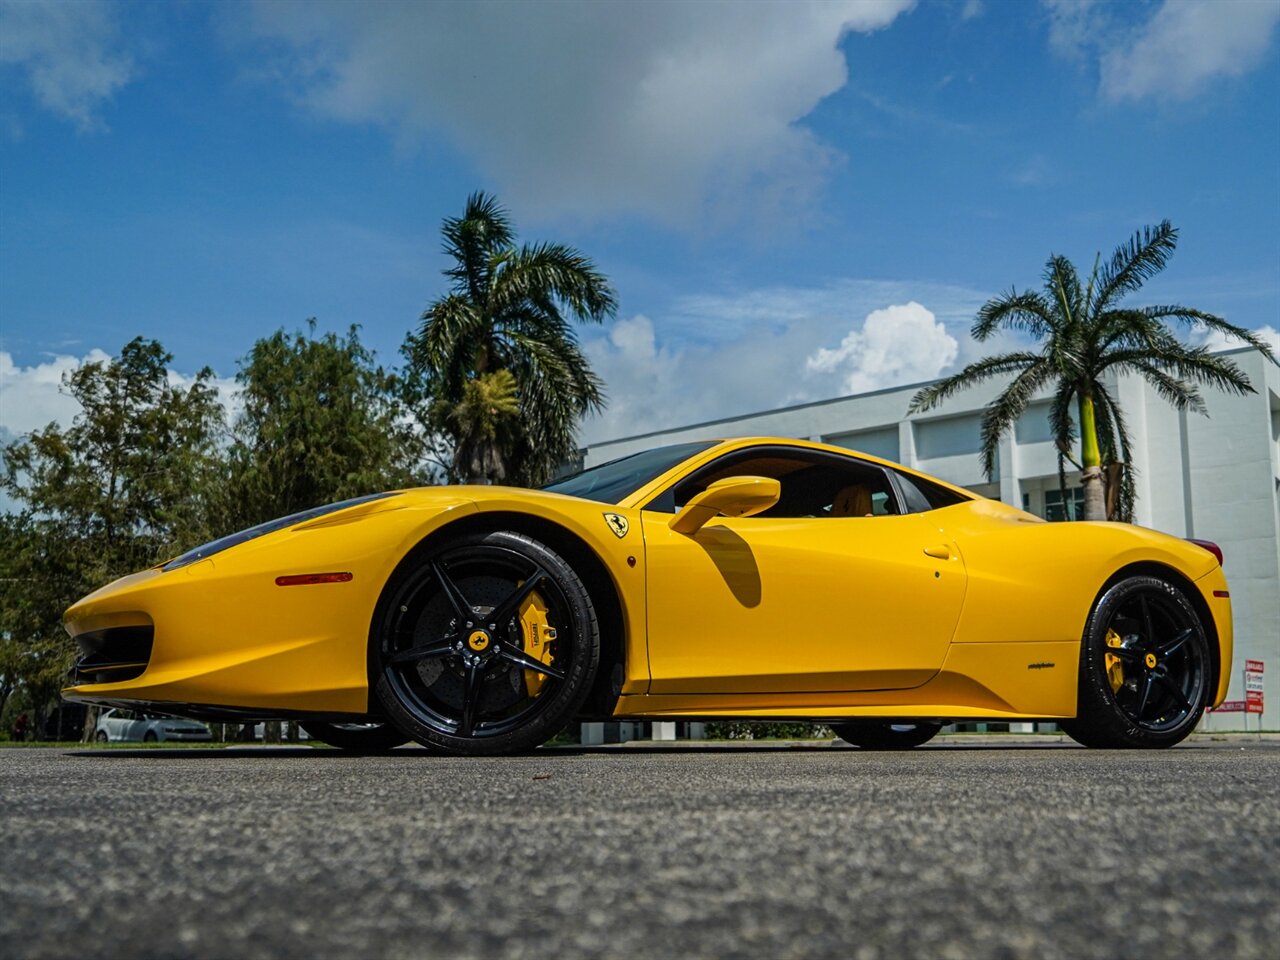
[94,708,212,743]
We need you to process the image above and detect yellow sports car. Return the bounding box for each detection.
[63,437,1231,754]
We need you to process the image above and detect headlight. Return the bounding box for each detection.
[162,492,399,571]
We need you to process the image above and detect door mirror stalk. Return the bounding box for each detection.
[669,476,781,535]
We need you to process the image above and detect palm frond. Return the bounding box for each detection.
[1094,308,1184,355]
[1044,254,1083,327]
[1093,221,1177,313]
[413,295,483,390]
[971,290,1057,341]
[441,192,514,303]
[1123,360,1207,415]
[978,360,1054,479]
[1138,305,1278,361]
[493,242,618,323]
[1048,380,1080,468]
[908,352,1042,413]
[1112,345,1254,399]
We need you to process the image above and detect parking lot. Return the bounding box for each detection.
[2,739,1277,959]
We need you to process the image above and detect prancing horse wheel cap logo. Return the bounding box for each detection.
[603,513,629,539]
[467,630,491,652]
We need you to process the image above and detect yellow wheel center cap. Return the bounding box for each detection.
[467,630,492,652]
[1144,652,1157,669]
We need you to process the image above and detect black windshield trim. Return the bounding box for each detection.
[540,441,719,505]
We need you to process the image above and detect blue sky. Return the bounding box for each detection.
[2,0,1279,447]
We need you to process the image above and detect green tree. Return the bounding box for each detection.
[1,338,225,735]
[223,322,425,529]
[908,222,1274,521]
[405,192,617,486]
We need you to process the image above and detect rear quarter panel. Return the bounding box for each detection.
[932,500,1219,646]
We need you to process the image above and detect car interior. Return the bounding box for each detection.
[646,448,904,518]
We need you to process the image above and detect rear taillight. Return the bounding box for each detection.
[1188,538,1223,565]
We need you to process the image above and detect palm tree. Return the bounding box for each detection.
[407,192,617,485]
[909,221,1274,521]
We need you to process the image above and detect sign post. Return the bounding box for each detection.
[1244,660,1264,733]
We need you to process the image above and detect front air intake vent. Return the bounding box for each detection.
[68,626,154,685]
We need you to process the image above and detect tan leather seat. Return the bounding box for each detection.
[832,484,873,517]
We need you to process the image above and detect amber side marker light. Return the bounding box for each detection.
[275,572,354,586]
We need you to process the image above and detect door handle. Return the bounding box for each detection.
[923,544,951,560]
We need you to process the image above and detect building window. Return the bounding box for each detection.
[1029,487,1085,522]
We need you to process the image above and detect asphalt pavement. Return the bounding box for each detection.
[2,739,1278,959]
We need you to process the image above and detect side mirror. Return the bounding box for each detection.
[669,475,781,535]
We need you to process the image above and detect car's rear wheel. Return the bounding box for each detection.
[300,721,408,753]
[372,530,599,756]
[1062,575,1209,749]
[832,720,942,749]
[94,731,108,743]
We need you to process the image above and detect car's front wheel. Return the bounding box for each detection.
[143,731,158,743]
[94,731,108,743]
[300,721,408,753]
[372,530,600,756]
[1062,575,1210,749]
[832,721,942,749]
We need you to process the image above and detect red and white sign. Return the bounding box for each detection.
[1211,700,1248,713]
[1243,660,1264,714]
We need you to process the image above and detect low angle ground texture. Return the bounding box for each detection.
[2,739,1277,959]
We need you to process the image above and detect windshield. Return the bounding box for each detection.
[541,441,719,504]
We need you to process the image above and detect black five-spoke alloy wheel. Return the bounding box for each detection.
[1063,575,1210,749]
[372,531,599,756]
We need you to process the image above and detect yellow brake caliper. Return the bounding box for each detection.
[1104,628,1126,693]
[518,591,558,697]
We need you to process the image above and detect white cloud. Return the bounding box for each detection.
[805,302,958,395]
[233,0,915,225]
[0,349,110,438]
[0,0,135,130]
[579,289,979,445]
[1045,0,1280,103]
[1044,0,1106,63]
[1101,0,1280,102]
[0,350,239,443]
[665,278,985,344]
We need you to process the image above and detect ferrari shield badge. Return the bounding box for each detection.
[603,512,629,539]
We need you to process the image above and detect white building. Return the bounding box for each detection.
[581,346,1279,732]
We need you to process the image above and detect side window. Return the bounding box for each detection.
[645,448,900,518]
[893,470,970,513]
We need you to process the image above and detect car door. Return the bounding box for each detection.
[99,709,119,741]
[123,710,147,741]
[640,446,966,694]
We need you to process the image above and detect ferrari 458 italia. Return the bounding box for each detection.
[63,437,1232,753]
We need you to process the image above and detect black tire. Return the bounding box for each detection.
[94,730,109,743]
[1062,575,1210,749]
[832,720,942,749]
[372,530,600,756]
[143,731,158,743]
[300,721,408,753]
